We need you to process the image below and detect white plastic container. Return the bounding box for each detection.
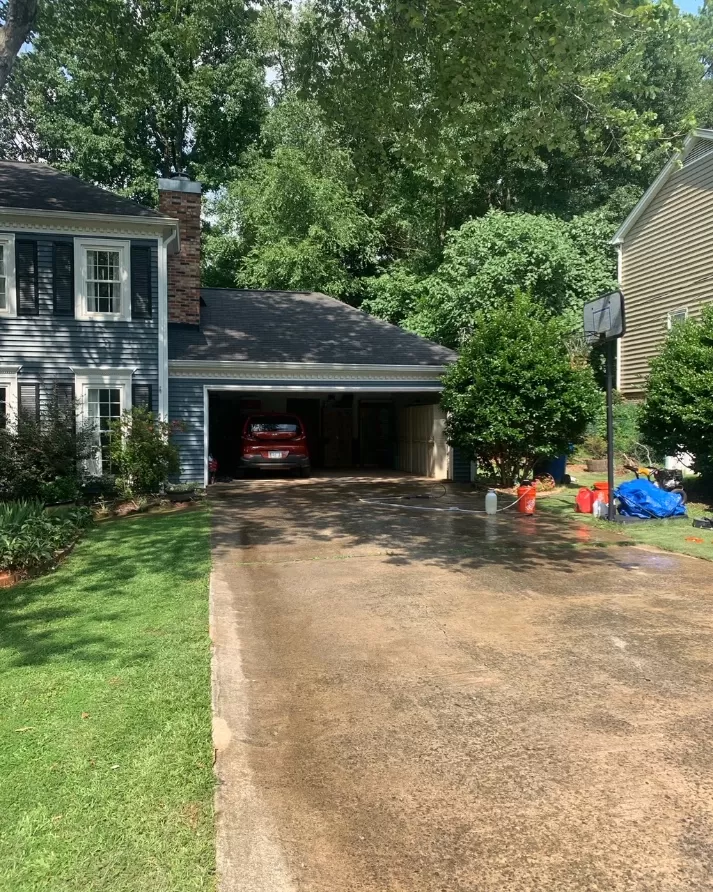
[593,499,608,519]
[485,489,498,515]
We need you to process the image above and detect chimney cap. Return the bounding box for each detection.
[158,175,202,195]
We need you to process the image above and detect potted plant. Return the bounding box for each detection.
[164,481,203,503]
[582,434,608,473]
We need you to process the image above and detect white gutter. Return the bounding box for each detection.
[158,227,179,419]
[168,359,451,381]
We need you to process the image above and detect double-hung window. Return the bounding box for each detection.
[75,370,132,475]
[75,239,131,321]
[0,234,16,317]
[0,367,19,429]
[667,308,688,329]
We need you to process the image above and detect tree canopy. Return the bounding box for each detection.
[361,189,639,348]
[1,0,266,201]
[1,0,710,345]
[203,99,380,298]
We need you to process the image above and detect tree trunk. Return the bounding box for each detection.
[0,0,38,91]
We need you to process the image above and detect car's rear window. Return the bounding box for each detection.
[248,416,301,435]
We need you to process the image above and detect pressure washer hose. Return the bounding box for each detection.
[357,485,531,515]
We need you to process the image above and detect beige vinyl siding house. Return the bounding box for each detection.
[613,129,713,397]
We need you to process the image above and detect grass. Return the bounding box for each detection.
[540,467,713,561]
[0,508,215,892]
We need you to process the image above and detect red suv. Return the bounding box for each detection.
[239,413,310,477]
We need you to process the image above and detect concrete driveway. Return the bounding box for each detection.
[210,475,713,892]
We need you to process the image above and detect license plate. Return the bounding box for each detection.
[268,451,283,459]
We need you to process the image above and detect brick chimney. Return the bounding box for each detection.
[158,175,202,326]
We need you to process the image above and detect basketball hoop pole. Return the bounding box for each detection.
[583,290,625,521]
[606,339,616,522]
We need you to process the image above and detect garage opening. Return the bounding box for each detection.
[207,390,450,479]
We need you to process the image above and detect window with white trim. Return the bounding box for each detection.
[75,370,132,475]
[0,367,18,428]
[0,234,16,316]
[74,239,130,321]
[88,387,122,472]
[667,308,688,329]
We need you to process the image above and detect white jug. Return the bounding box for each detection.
[485,489,498,515]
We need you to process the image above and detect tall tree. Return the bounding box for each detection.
[0,0,37,90]
[278,0,703,269]
[1,0,266,201]
[362,187,641,348]
[203,98,380,299]
[293,1,685,166]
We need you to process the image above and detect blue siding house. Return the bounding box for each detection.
[0,163,179,474]
[0,163,460,483]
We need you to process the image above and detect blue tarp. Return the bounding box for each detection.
[614,478,687,519]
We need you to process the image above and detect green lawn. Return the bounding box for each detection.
[540,471,713,561]
[0,508,215,892]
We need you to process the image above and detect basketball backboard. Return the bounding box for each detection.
[583,290,626,345]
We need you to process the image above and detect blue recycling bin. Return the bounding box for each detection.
[543,454,567,484]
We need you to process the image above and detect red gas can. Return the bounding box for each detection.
[575,487,595,513]
[517,483,537,515]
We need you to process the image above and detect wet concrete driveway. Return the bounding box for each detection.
[210,475,713,891]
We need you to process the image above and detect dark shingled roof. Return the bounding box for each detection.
[0,161,162,217]
[169,289,456,366]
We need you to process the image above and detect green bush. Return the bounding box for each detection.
[640,306,713,478]
[581,434,608,460]
[0,500,92,574]
[80,475,119,501]
[0,398,95,501]
[109,408,181,496]
[39,476,82,505]
[580,392,643,461]
[441,291,600,486]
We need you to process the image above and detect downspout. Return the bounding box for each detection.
[158,226,179,420]
[616,243,623,392]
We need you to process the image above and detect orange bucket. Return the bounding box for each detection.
[592,482,609,505]
[517,483,537,515]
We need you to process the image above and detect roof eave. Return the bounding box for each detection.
[0,205,179,245]
[611,130,713,245]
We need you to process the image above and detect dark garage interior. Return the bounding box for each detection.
[208,390,447,478]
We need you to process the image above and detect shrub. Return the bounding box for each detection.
[441,291,600,486]
[583,391,643,460]
[611,397,643,458]
[40,476,82,505]
[0,500,92,574]
[0,398,95,501]
[640,306,713,478]
[109,408,181,496]
[80,475,119,501]
[581,434,608,460]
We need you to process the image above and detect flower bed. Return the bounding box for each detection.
[0,501,93,581]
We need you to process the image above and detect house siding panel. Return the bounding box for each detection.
[620,148,713,395]
[169,379,206,482]
[0,233,159,412]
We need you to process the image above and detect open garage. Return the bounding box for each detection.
[167,288,462,484]
[207,389,449,478]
